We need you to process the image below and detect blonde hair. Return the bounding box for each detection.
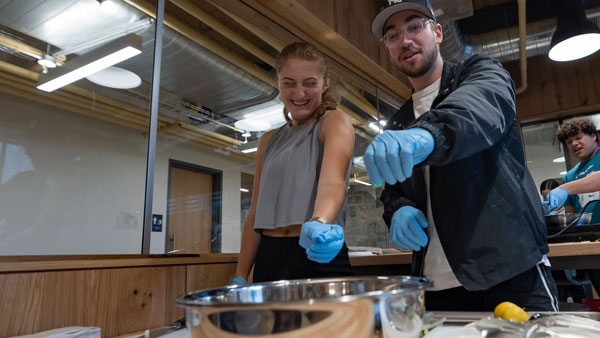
[275,42,338,124]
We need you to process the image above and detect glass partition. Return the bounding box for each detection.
[0,0,404,256]
[0,0,154,254]
[522,121,566,199]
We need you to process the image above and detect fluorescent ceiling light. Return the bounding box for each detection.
[240,188,249,192]
[37,33,142,92]
[354,178,372,186]
[552,156,565,163]
[241,147,257,154]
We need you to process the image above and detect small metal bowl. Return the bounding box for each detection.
[546,213,592,235]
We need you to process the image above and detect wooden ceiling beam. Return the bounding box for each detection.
[238,0,412,100]
[170,0,276,66]
[0,60,242,150]
[0,35,66,66]
[123,0,276,86]
[214,3,288,51]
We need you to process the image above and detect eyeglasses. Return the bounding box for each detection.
[381,18,433,48]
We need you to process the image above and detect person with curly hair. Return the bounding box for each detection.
[552,117,600,223]
[547,116,600,298]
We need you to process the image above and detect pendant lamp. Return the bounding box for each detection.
[549,0,600,61]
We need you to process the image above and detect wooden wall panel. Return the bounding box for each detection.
[0,266,186,337]
[186,263,236,292]
[505,52,600,122]
[240,0,412,99]
[296,0,335,30]
[335,0,380,62]
[575,55,600,107]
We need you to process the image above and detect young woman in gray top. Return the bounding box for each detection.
[232,42,355,284]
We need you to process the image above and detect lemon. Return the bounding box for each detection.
[493,301,529,322]
[493,301,514,318]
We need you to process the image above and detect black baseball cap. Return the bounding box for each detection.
[371,0,437,39]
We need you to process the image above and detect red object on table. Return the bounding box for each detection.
[582,299,600,312]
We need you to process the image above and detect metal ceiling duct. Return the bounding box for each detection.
[0,0,277,116]
[118,25,277,114]
[440,8,600,63]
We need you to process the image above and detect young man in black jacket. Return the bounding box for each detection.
[364,0,559,311]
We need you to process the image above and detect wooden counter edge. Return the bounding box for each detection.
[347,242,600,266]
[0,253,239,273]
[548,242,600,257]
[2,242,597,273]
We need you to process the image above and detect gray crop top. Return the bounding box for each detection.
[253,110,350,230]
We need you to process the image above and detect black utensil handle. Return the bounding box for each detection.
[547,199,600,239]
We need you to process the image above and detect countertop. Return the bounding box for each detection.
[2,242,598,273]
[348,241,600,269]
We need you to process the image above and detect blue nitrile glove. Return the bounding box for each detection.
[363,128,434,185]
[299,221,344,264]
[390,206,429,251]
[230,277,248,286]
[546,187,569,210]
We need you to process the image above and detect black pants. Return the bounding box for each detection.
[425,263,559,312]
[253,235,354,283]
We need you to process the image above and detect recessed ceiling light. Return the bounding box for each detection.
[553,156,565,163]
[37,54,57,68]
[86,66,141,89]
[234,119,271,132]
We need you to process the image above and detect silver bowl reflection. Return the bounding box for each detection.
[177,276,432,338]
[546,213,592,235]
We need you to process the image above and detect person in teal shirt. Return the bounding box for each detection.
[557,117,600,224]
[549,116,600,298]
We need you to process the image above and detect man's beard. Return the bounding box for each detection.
[398,44,439,78]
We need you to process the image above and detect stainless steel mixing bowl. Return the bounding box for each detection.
[546,212,592,235]
[177,275,432,338]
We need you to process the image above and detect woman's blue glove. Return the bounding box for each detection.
[390,206,429,251]
[230,277,248,286]
[546,187,569,210]
[299,221,344,264]
[363,128,434,185]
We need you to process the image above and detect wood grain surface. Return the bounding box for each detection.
[187,299,376,338]
[0,266,186,337]
[186,263,237,292]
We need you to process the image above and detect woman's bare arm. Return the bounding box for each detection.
[312,110,355,223]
